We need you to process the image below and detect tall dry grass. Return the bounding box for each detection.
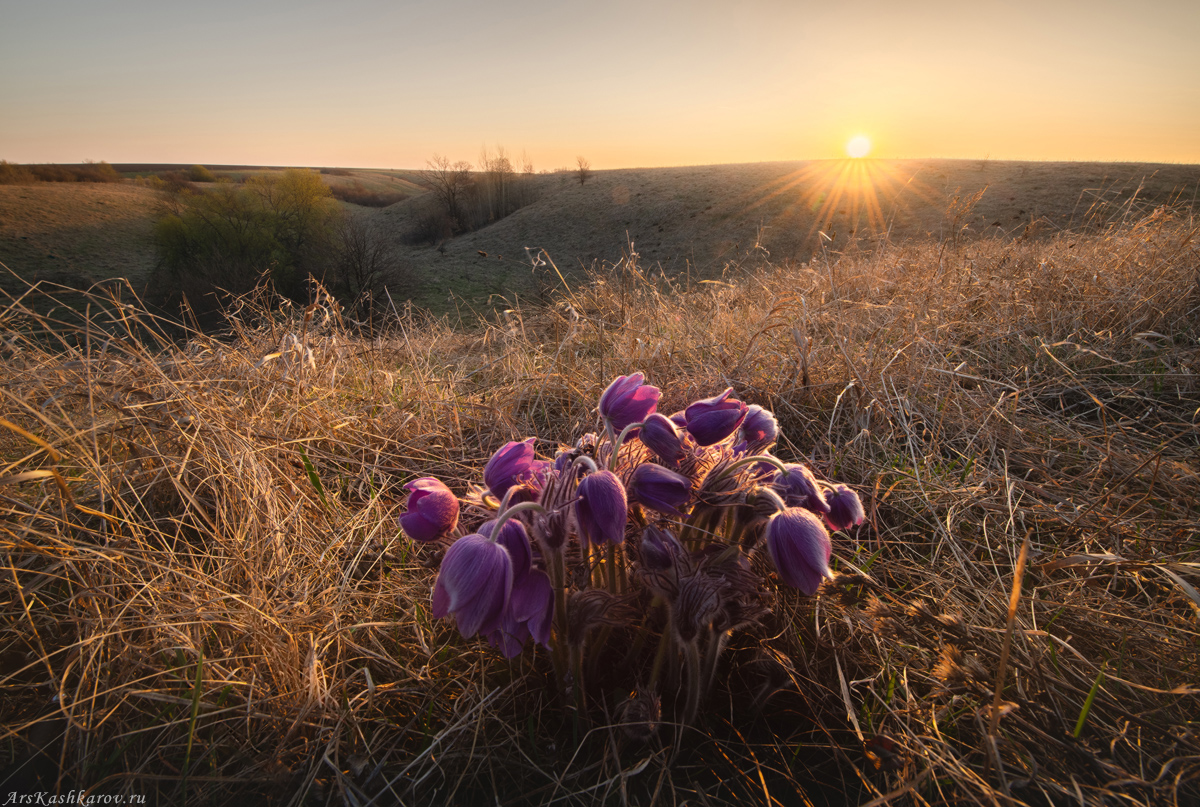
[1,202,1198,805]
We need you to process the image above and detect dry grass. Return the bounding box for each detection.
[1,201,1199,805]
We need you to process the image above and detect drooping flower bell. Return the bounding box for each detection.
[737,405,779,453]
[399,477,460,543]
[483,437,538,499]
[628,462,692,517]
[824,484,865,532]
[685,388,748,446]
[431,533,513,638]
[599,373,661,433]
[640,412,685,465]
[487,568,554,658]
[575,470,628,546]
[765,507,832,596]
[774,463,831,515]
[478,517,533,582]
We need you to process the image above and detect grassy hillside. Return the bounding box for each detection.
[1,202,1197,803]
[382,159,1200,311]
[2,159,1198,317]
[0,182,158,305]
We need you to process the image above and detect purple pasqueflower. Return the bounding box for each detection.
[739,405,779,452]
[668,410,688,429]
[479,517,533,583]
[640,412,685,465]
[487,569,554,658]
[431,533,513,638]
[774,463,831,515]
[765,507,832,596]
[628,462,692,517]
[639,525,684,571]
[824,484,865,531]
[685,388,748,446]
[399,477,460,543]
[483,437,538,499]
[575,470,628,546]
[599,373,661,432]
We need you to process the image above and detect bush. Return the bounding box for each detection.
[188,164,216,182]
[149,169,342,324]
[0,160,36,184]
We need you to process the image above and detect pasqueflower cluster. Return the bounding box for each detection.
[398,373,865,722]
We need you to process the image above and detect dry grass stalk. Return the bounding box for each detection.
[1,202,1198,803]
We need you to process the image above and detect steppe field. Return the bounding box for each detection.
[1,160,1200,805]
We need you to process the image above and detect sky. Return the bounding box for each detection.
[1,0,1197,169]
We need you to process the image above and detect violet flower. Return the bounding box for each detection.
[738,405,779,452]
[483,437,538,499]
[599,373,661,432]
[774,463,831,515]
[431,533,513,638]
[685,388,748,446]
[487,569,554,658]
[479,517,533,582]
[628,462,692,517]
[640,412,685,465]
[765,508,832,596]
[824,484,865,531]
[575,470,628,546]
[639,525,684,572]
[399,477,460,543]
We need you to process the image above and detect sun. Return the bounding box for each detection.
[846,135,871,158]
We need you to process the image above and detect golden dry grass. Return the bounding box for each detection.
[1,201,1198,804]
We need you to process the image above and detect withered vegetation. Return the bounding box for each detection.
[1,199,1198,804]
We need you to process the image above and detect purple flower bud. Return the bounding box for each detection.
[640,412,684,464]
[668,410,688,428]
[599,373,661,432]
[483,437,537,499]
[824,484,865,531]
[685,388,748,446]
[774,463,831,515]
[479,517,533,583]
[765,508,832,595]
[639,525,684,571]
[739,405,779,452]
[575,470,628,546]
[399,477,460,543]
[628,463,692,517]
[431,533,513,638]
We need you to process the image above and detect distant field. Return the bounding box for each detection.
[3,160,1198,315]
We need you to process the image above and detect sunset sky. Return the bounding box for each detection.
[2,0,1197,169]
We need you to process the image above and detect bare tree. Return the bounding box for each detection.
[334,213,407,323]
[576,156,592,186]
[418,154,473,232]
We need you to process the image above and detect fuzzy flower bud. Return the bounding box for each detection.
[483,437,538,499]
[479,517,533,583]
[774,463,831,515]
[639,412,685,465]
[431,533,513,638]
[738,405,779,452]
[685,388,749,446]
[628,462,692,516]
[575,470,628,546]
[765,508,832,596]
[638,525,684,571]
[599,373,661,433]
[824,484,866,532]
[398,477,460,543]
